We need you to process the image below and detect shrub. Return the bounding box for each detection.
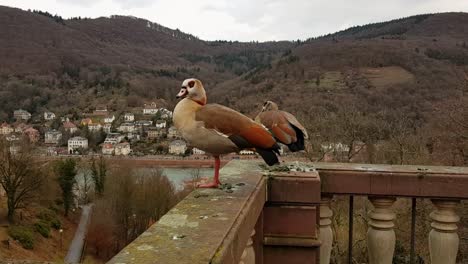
[38,208,61,230]
[38,209,56,221]
[34,220,51,238]
[8,226,34,249]
[50,218,62,230]
[48,204,60,213]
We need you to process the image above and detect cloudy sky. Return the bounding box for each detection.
[1,0,467,41]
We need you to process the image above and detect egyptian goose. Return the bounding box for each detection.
[173,78,280,188]
[255,101,309,152]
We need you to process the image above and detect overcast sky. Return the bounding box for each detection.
[1,0,467,41]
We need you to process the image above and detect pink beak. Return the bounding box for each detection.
[176,88,188,99]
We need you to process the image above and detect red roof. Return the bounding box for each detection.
[63,121,77,128]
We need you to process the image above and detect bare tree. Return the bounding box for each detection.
[0,139,43,222]
[76,163,93,205]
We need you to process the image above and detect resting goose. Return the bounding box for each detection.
[255,101,309,152]
[173,78,280,188]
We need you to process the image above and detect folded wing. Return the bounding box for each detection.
[196,104,280,165]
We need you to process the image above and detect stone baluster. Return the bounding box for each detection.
[319,195,333,264]
[429,199,460,264]
[239,230,255,264]
[367,196,396,264]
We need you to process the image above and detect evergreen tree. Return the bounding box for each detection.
[91,156,107,196]
[55,159,77,216]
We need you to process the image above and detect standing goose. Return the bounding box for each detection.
[255,101,309,152]
[173,78,280,188]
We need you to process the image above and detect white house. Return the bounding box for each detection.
[68,137,88,154]
[135,120,153,127]
[115,142,131,156]
[93,105,108,116]
[105,133,124,144]
[14,109,31,121]
[117,122,135,133]
[240,150,255,155]
[5,134,20,142]
[88,123,102,132]
[320,142,350,153]
[45,130,62,144]
[44,111,56,120]
[103,123,112,133]
[159,108,173,119]
[192,148,206,155]
[143,102,158,115]
[104,115,115,124]
[124,113,135,122]
[155,120,167,129]
[169,140,187,155]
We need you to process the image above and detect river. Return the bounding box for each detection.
[76,167,214,192]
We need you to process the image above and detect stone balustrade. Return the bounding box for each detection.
[108,160,468,264]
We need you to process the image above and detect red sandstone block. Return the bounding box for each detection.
[268,172,321,203]
[264,246,318,264]
[263,205,317,238]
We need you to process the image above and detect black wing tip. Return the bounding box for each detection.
[286,142,305,152]
[286,125,305,152]
[256,146,280,166]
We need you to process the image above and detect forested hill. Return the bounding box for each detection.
[0,6,466,165]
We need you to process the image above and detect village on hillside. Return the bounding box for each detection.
[0,102,282,159]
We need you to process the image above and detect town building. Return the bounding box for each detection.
[44,111,56,120]
[239,150,255,155]
[192,148,206,155]
[5,134,20,142]
[88,123,103,132]
[104,133,124,144]
[63,121,78,134]
[135,120,153,127]
[103,123,112,133]
[159,108,173,119]
[124,113,135,122]
[169,140,187,155]
[81,118,93,126]
[117,122,135,133]
[168,126,180,139]
[320,142,350,153]
[68,137,88,154]
[93,105,108,116]
[104,115,115,123]
[115,142,131,156]
[0,123,14,135]
[101,143,115,155]
[13,109,31,121]
[23,127,39,143]
[155,120,167,129]
[147,128,164,139]
[143,102,158,115]
[14,123,29,133]
[45,130,62,144]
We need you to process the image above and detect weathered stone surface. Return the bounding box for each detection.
[108,160,265,264]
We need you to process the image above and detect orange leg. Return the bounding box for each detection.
[197,156,221,188]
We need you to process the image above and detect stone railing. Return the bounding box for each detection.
[108,160,468,264]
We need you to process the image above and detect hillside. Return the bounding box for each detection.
[0,6,467,166]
